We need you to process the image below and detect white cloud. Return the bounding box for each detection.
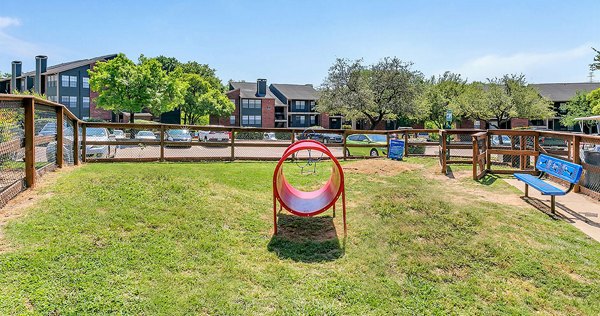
[0,16,43,61]
[0,17,20,29]
[454,43,597,83]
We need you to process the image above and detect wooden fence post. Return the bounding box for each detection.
[160,125,165,162]
[73,120,80,165]
[56,106,64,168]
[385,132,390,158]
[440,130,447,174]
[486,132,491,172]
[24,98,35,188]
[403,131,409,157]
[81,122,87,162]
[472,135,478,180]
[230,128,235,161]
[573,135,581,193]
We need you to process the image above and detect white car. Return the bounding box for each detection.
[198,127,230,142]
[264,132,277,141]
[135,130,157,140]
[85,127,115,158]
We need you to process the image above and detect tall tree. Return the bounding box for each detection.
[590,47,600,72]
[589,88,600,115]
[560,92,594,128]
[88,54,184,122]
[416,71,466,128]
[318,57,424,129]
[457,74,554,128]
[180,73,234,125]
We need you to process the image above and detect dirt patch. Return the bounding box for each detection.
[423,165,526,207]
[343,159,422,176]
[0,166,77,253]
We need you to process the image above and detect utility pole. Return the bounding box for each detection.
[589,71,595,83]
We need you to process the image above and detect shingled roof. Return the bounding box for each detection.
[0,54,117,81]
[269,83,318,100]
[228,81,285,105]
[530,82,600,102]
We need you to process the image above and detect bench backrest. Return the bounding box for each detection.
[536,154,583,184]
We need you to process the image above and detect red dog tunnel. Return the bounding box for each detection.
[272,140,346,235]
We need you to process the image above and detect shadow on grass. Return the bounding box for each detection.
[445,166,456,179]
[478,173,499,186]
[267,214,344,263]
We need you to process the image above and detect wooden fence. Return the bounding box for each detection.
[1,94,600,206]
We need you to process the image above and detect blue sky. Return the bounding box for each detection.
[0,0,598,85]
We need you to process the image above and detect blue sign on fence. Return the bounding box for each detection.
[388,139,405,160]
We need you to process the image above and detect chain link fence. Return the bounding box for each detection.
[579,137,600,199]
[34,105,57,175]
[0,100,26,206]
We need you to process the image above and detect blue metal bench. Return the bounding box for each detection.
[514,154,583,213]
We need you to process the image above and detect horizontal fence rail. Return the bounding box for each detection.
[1,94,600,207]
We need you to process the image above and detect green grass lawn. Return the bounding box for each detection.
[1,158,600,315]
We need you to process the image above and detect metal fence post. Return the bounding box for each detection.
[24,98,35,188]
[56,106,64,168]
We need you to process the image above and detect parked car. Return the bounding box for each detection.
[166,129,192,147]
[491,135,511,146]
[85,127,116,158]
[297,132,343,144]
[135,130,157,140]
[46,127,75,164]
[539,136,568,148]
[112,129,126,140]
[38,122,57,136]
[263,132,277,141]
[198,127,230,142]
[345,134,388,157]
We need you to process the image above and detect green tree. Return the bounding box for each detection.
[180,73,234,125]
[590,47,600,72]
[89,54,184,123]
[416,71,466,128]
[589,88,600,115]
[318,57,424,130]
[457,74,554,128]
[560,92,593,127]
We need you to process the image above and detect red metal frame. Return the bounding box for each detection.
[273,140,347,236]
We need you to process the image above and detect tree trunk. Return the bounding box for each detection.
[130,112,135,123]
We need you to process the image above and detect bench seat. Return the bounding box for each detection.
[513,174,566,196]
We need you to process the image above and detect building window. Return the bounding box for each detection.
[70,96,77,108]
[61,75,69,87]
[299,116,305,125]
[242,99,262,109]
[296,100,306,110]
[70,76,77,88]
[241,115,261,126]
[230,116,235,125]
[310,115,316,126]
[82,97,90,108]
[61,96,69,106]
[82,77,89,89]
[47,75,58,88]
